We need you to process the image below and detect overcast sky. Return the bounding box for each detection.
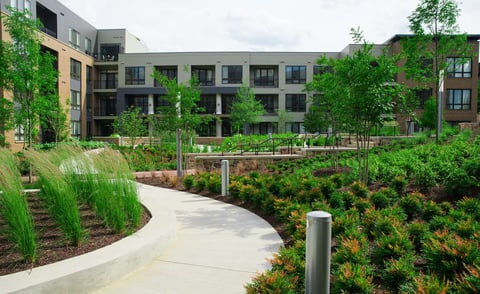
[57,0,479,52]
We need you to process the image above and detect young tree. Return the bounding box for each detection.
[112,106,147,147]
[305,57,348,169]
[403,0,472,141]
[276,109,293,134]
[152,67,211,174]
[0,7,62,148]
[230,84,265,135]
[306,29,410,183]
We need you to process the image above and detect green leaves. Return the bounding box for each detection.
[230,84,265,135]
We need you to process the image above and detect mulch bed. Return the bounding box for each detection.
[0,193,150,276]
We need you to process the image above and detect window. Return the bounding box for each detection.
[69,28,80,50]
[10,0,30,12]
[86,66,92,88]
[70,59,81,80]
[125,67,145,85]
[98,96,116,116]
[286,66,306,84]
[286,94,306,112]
[221,94,235,114]
[154,66,177,86]
[196,120,216,137]
[85,37,92,55]
[70,120,81,137]
[447,89,471,110]
[447,57,472,78]
[126,95,148,114]
[71,90,81,110]
[154,95,171,112]
[313,65,333,75]
[198,95,217,114]
[98,71,118,89]
[14,124,24,141]
[286,122,304,134]
[192,66,215,86]
[414,88,433,109]
[222,65,242,84]
[252,67,278,87]
[256,94,278,114]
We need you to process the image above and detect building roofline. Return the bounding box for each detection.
[386,34,480,44]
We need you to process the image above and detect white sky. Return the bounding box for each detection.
[57,0,479,52]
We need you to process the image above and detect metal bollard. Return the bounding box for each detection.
[221,160,229,196]
[306,211,332,294]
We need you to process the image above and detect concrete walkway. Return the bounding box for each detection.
[93,184,284,294]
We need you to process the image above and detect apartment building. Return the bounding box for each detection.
[1,0,478,150]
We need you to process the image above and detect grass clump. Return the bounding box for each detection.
[0,149,37,263]
[24,148,84,246]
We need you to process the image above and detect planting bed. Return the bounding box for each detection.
[0,192,150,276]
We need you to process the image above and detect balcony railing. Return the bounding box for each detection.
[94,80,118,89]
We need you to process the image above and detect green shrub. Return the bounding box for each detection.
[333,234,369,267]
[399,192,424,221]
[457,197,480,221]
[332,263,375,294]
[407,220,430,253]
[183,175,194,190]
[380,254,417,292]
[206,174,221,194]
[349,181,369,198]
[424,229,480,281]
[372,231,414,268]
[193,175,207,192]
[391,175,408,195]
[421,200,444,222]
[369,188,396,209]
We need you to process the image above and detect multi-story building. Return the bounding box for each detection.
[1,0,478,151]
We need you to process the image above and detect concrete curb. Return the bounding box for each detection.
[0,184,176,294]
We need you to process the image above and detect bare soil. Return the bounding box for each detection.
[0,193,150,276]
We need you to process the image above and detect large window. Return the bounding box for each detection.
[252,67,278,87]
[125,67,145,85]
[221,95,235,114]
[71,90,80,110]
[154,66,177,86]
[126,95,148,114]
[256,94,278,114]
[98,71,118,89]
[69,28,80,50]
[447,57,472,78]
[222,65,242,84]
[198,95,217,114]
[447,89,471,110]
[192,66,215,86]
[70,59,81,80]
[286,66,306,84]
[70,120,81,137]
[286,94,306,112]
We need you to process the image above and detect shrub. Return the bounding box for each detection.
[457,197,480,221]
[380,254,417,292]
[183,175,194,190]
[333,234,369,267]
[391,175,408,195]
[399,192,424,221]
[193,175,207,192]
[423,229,480,281]
[372,230,414,268]
[206,174,221,194]
[369,188,396,209]
[332,263,375,294]
[407,220,430,253]
[421,200,444,222]
[349,181,369,198]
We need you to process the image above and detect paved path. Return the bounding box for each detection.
[93,184,283,294]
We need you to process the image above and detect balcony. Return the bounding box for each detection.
[93,106,117,117]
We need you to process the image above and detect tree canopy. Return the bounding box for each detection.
[230,84,265,135]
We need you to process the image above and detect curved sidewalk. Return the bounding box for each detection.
[94,183,284,294]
